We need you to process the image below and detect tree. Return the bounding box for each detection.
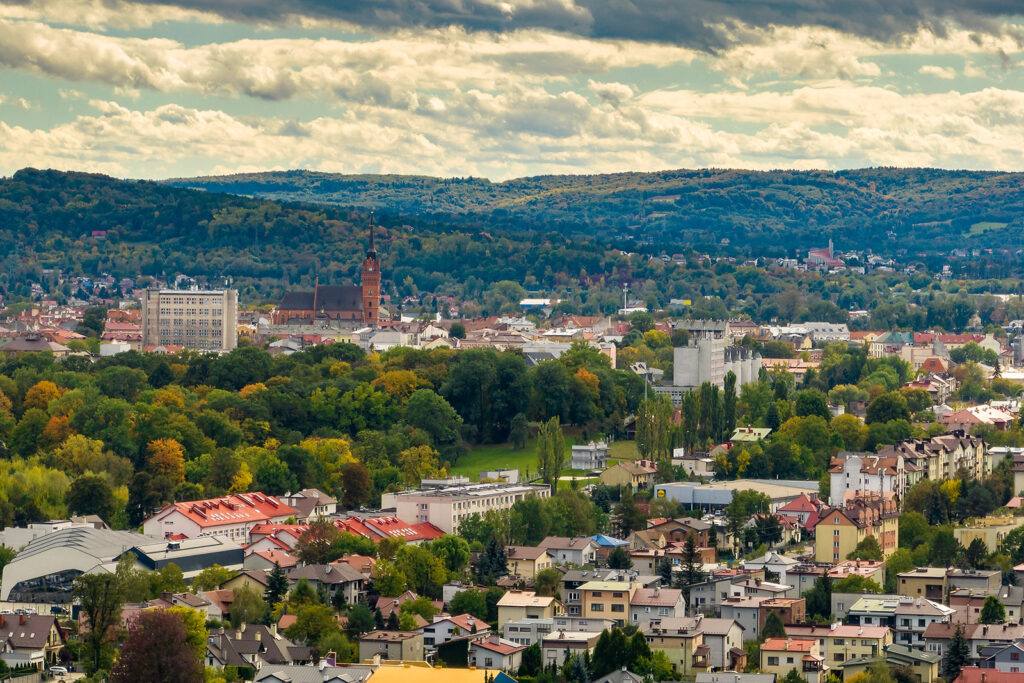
[607,546,633,570]
[782,669,808,683]
[372,560,407,597]
[866,392,910,425]
[146,438,185,485]
[804,576,832,620]
[74,573,124,674]
[400,444,445,486]
[192,565,234,592]
[980,595,1006,624]
[230,585,267,628]
[400,596,439,622]
[941,623,971,681]
[340,462,372,509]
[110,610,204,683]
[847,535,883,561]
[395,544,448,597]
[448,323,466,339]
[723,371,737,440]
[884,549,916,593]
[266,562,289,605]
[613,489,646,537]
[78,306,107,338]
[536,416,567,486]
[295,518,342,565]
[431,535,471,574]
[286,604,340,646]
[534,567,562,597]
[832,575,883,594]
[678,532,705,603]
[519,642,542,677]
[66,474,116,521]
[476,537,509,585]
[449,589,488,620]
[962,537,989,570]
[347,604,375,635]
[762,611,787,640]
[794,389,831,422]
[167,606,208,662]
[636,396,674,461]
[404,389,463,445]
[510,413,530,450]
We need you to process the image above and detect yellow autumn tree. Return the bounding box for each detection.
[230,462,253,493]
[147,438,185,485]
[400,445,446,486]
[239,383,268,399]
[41,415,73,448]
[371,370,429,402]
[24,380,62,411]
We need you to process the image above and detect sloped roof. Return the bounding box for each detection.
[278,286,362,312]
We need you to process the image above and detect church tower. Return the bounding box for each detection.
[361,212,382,325]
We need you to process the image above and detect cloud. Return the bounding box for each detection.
[79,0,1024,50]
[918,64,957,79]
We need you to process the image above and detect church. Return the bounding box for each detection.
[271,217,382,326]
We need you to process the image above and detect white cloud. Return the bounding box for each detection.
[918,64,957,79]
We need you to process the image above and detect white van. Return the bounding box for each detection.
[48,665,68,676]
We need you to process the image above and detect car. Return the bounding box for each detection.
[48,666,68,676]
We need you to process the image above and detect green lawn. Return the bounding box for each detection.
[449,440,539,478]
[969,221,1008,235]
[450,438,640,480]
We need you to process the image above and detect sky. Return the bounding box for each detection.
[1,0,1024,180]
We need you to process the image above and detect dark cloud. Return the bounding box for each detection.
[115,0,1024,49]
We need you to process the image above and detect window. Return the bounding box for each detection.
[834,639,844,645]
[768,657,779,666]
[834,654,844,662]
[1012,653,1020,662]
[612,605,624,613]
[918,619,925,627]
[786,657,794,664]
[592,604,604,612]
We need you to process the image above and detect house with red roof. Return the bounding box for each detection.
[469,634,526,670]
[244,549,298,571]
[142,493,297,541]
[777,493,826,526]
[248,524,308,549]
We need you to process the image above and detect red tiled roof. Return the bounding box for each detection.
[334,516,444,543]
[762,638,816,652]
[957,669,1024,683]
[251,550,297,567]
[150,492,295,529]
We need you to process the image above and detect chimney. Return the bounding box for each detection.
[271,623,278,637]
[255,630,261,642]
[18,615,24,626]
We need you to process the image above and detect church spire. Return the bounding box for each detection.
[368,210,377,258]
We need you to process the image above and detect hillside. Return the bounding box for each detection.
[168,167,1024,254]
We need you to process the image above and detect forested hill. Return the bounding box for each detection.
[168,167,1024,255]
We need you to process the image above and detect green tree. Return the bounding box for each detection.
[110,610,204,683]
[941,623,970,681]
[847,535,883,561]
[372,560,408,597]
[396,545,448,598]
[761,611,787,640]
[230,585,267,628]
[536,416,567,486]
[832,575,883,594]
[509,413,530,450]
[78,306,107,338]
[404,389,463,445]
[678,532,705,604]
[884,549,916,593]
[286,604,340,645]
[294,518,342,565]
[804,576,832,620]
[607,546,632,570]
[866,392,910,424]
[980,595,1006,624]
[534,567,562,597]
[73,573,125,674]
[431,535,471,574]
[346,604,375,635]
[449,589,488,620]
[66,474,117,521]
[192,565,234,592]
[613,489,647,537]
[265,562,289,605]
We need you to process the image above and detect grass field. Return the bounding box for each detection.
[449,438,640,479]
[969,221,1009,235]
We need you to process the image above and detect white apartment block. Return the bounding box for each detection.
[829,453,907,506]
[381,481,551,534]
[140,288,238,351]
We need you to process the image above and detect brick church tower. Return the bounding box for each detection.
[361,212,382,325]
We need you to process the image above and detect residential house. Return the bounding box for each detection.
[836,644,940,683]
[828,453,907,506]
[741,552,800,585]
[898,568,949,602]
[579,580,636,625]
[979,641,1024,673]
[221,570,270,595]
[599,460,658,491]
[538,537,598,566]
[785,624,892,667]
[468,635,526,670]
[955,516,1020,554]
[950,585,1024,624]
[279,488,337,521]
[358,631,425,662]
[948,569,1002,594]
[540,630,601,667]
[923,622,1024,662]
[847,596,954,649]
[777,494,826,527]
[629,586,686,625]
[286,564,366,604]
[244,550,298,572]
[698,618,746,671]
[560,569,620,616]
[506,546,554,582]
[205,624,310,671]
[418,614,486,648]
[761,638,827,683]
[255,664,375,683]
[720,597,769,641]
[571,442,610,471]
[642,617,709,677]
[955,669,1024,683]
[729,579,792,600]
[0,614,66,671]
[696,675,776,683]
[813,496,899,563]
[496,591,564,629]
[759,599,806,632]
[503,616,614,647]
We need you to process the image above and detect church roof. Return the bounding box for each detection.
[278,286,362,311]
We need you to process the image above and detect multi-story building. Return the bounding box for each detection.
[382,481,551,534]
[139,288,238,351]
[950,585,1024,624]
[503,616,615,647]
[876,431,988,481]
[142,492,297,541]
[538,537,599,566]
[785,624,892,667]
[358,631,424,662]
[629,586,687,625]
[642,617,709,677]
[955,516,1020,554]
[570,442,609,471]
[761,638,827,683]
[578,580,636,626]
[828,453,906,506]
[847,596,954,649]
[898,568,949,602]
[813,496,899,563]
[506,546,554,583]
[496,591,564,630]
[540,631,600,667]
